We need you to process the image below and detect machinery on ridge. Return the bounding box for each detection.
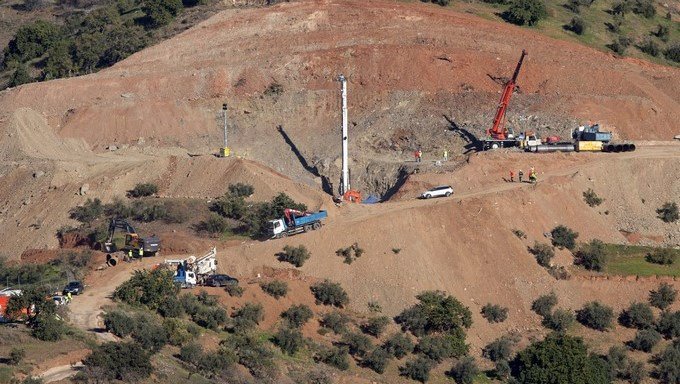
[483,49,527,150]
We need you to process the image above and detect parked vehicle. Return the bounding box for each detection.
[204,274,239,287]
[420,185,454,199]
[52,295,68,306]
[62,281,84,295]
[269,209,327,239]
[166,247,218,288]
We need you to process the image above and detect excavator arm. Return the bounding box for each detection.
[487,50,527,140]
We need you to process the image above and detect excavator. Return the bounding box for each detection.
[482,50,527,150]
[102,218,161,259]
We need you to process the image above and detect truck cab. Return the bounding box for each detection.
[269,219,287,237]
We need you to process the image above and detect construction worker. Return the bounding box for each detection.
[416,149,423,163]
[529,168,537,184]
[66,291,72,304]
[509,170,515,182]
[127,249,133,262]
[138,247,144,259]
[518,169,524,183]
[443,149,449,161]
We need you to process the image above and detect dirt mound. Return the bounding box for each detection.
[0,0,678,196]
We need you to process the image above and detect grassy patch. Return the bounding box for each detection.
[603,244,680,277]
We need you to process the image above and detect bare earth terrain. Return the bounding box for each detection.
[0,0,679,382]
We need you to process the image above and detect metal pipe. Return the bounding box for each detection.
[339,74,349,195]
[530,144,575,153]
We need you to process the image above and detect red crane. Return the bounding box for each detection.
[486,49,527,142]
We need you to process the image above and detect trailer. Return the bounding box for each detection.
[269,209,327,239]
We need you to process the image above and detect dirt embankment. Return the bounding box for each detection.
[1,0,678,196]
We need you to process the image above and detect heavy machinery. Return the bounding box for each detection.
[269,208,327,239]
[482,50,527,150]
[103,219,161,259]
[526,123,636,153]
[165,247,217,288]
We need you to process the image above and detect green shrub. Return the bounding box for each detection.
[530,242,555,268]
[619,302,654,329]
[542,308,575,332]
[610,35,633,55]
[82,342,153,382]
[395,290,472,336]
[195,214,229,235]
[281,304,314,328]
[103,310,136,337]
[382,332,414,359]
[163,318,192,346]
[632,0,655,18]
[273,326,304,355]
[342,331,373,357]
[481,303,509,323]
[363,347,391,374]
[606,345,629,375]
[221,331,276,379]
[158,296,184,318]
[582,188,603,206]
[141,0,183,29]
[311,280,349,307]
[31,313,65,341]
[230,302,263,332]
[449,356,479,384]
[335,243,364,264]
[567,16,586,35]
[483,336,514,362]
[493,359,511,380]
[611,0,632,16]
[629,328,661,352]
[655,25,670,42]
[362,316,390,337]
[129,183,158,198]
[193,306,228,331]
[649,282,677,310]
[576,301,614,331]
[531,292,558,317]
[113,268,178,310]
[228,183,254,197]
[646,248,676,265]
[550,225,579,250]
[416,329,469,362]
[131,200,168,223]
[320,311,350,334]
[260,280,288,299]
[9,347,26,365]
[21,376,44,384]
[654,340,680,384]
[399,356,435,383]
[575,239,607,271]
[638,39,661,57]
[278,245,311,267]
[656,202,679,222]
[622,360,646,384]
[225,283,244,297]
[9,64,33,87]
[656,310,680,339]
[502,0,547,26]
[512,333,610,383]
[513,229,527,239]
[131,315,168,352]
[211,193,246,220]
[3,20,61,63]
[69,198,103,225]
[316,346,350,370]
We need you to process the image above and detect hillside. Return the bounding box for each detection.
[0,1,679,383]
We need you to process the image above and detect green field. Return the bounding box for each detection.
[603,244,680,277]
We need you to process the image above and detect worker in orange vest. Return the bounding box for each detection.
[509,170,515,182]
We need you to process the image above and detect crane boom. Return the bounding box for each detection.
[487,50,527,141]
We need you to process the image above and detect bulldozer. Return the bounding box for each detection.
[102,219,161,260]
